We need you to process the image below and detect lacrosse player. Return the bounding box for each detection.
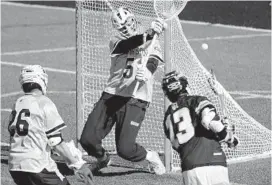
[8,65,94,185]
[161,71,239,185]
[80,7,166,175]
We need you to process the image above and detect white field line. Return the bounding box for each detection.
[229,90,271,100]
[188,33,271,42]
[0,91,23,98]
[1,61,75,74]
[227,152,272,165]
[1,90,75,98]
[2,1,271,33]
[1,47,75,56]
[1,1,75,12]
[1,108,12,112]
[1,142,10,147]
[180,20,272,33]
[236,94,271,100]
[1,32,269,57]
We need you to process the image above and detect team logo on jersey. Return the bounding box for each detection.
[130,47,148,56]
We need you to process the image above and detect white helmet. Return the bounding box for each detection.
[111,7,137,37]
[19,65,48,94]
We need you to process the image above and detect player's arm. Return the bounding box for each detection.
[136,40,163,82]
[44,101,83,166]
[44,100,94,184]
[163,107,172,140]
[146,40,163,73]
[199,99,239,148]
[111,19,165,55]
[49,137,94,184]
[111,35,146,55]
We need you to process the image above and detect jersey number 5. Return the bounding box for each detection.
[8,109,30,137]
[123,58,134,78]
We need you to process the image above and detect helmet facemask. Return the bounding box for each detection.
[111,7,138,38]
[162,71,188,102]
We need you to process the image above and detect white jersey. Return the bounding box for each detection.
[8,93,66,173]
[104,35,163,102]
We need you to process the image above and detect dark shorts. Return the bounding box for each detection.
[10,169,70,185]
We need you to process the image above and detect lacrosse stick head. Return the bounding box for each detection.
[154,0,189,21]
[208,69,224,95]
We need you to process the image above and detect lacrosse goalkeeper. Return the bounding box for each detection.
[162,71,239,185]
[8,65,94,185]
[80,7,166,175]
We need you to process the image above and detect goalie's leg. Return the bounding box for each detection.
[115,98,166,175]
[115,98,147,162]
[80,92,118,158]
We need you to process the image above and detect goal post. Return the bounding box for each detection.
[75,2,82,148]
[163,18,172,172]
[76,0,271,172]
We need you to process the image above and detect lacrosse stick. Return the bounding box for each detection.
[208,69,238,148]
[208,69,227,118]
[132,0,189,96]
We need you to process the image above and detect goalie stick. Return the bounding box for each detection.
[132,0,189,96]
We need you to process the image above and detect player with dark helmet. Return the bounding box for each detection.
[162,70,189,103]
[162,70,239,185]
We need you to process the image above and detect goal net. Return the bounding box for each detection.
[76,0,271,171]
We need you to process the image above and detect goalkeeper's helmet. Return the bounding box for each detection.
[19,65,48,95]
[162,71,188,102]
[111,7,137,38]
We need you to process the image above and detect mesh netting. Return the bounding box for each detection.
[76,0,271,171]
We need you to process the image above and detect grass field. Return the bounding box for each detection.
[1,2,271,185]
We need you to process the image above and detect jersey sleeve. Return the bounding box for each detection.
[149,39,163,63]
[110,34,145,57]
[194,96,216,116]
[163,106,172,139]
[43,99,66,137]
[109,36,122,57]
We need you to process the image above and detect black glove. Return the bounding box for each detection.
[220,119,239,148]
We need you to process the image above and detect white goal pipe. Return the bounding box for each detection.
[164,18,172,172]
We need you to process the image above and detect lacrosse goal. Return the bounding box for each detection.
[76,0,271,171]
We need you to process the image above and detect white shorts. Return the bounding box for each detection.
[183,165,230,185]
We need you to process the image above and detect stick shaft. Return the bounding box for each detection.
[132,34,158,97]
[219,93,226,117]
[209,69,227,117]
